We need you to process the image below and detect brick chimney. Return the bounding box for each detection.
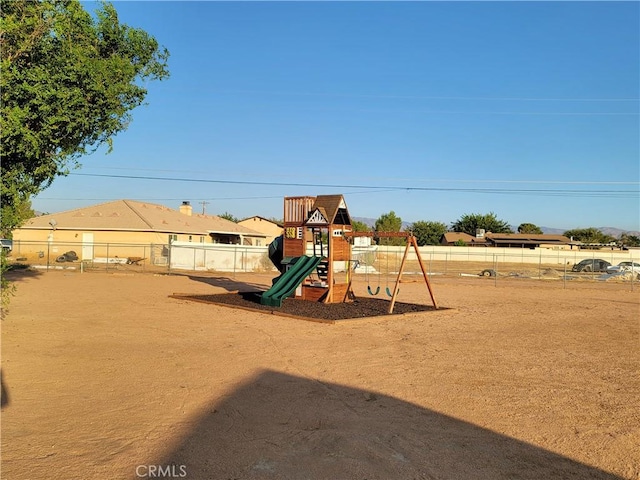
[179,201,192,216]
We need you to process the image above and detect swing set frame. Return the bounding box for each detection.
[346,231,439,313]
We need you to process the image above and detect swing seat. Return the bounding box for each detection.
[385,287,399,297]
[367,285,380,296]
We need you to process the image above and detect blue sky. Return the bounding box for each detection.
[33,1,639,231]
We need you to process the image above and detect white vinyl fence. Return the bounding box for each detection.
[169,242,273,273]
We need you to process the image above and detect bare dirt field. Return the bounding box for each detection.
[1,269,638,480]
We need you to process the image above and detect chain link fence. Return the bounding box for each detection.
[8,240,170,273]
[7,240,638,289]
[352,245,638,290]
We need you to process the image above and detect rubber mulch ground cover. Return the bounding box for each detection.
[171,291,437,322]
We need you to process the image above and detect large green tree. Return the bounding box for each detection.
[1,196,35,238]
[517,223,543,234]
[618,233,640,248]
[1,0,169,234]
[451,212,513,235]
[408,220,448,246]
[218,212,239,223]
[351,220,371,233]
[374,211,404,246]
[563,228,615,244]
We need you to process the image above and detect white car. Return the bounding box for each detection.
[606,261,640,276]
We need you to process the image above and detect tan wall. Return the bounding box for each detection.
[11,228,213,260]
[238,218,282,245]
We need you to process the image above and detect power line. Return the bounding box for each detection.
[68,173,639,198]
[212,89,640,102]
[35,188,403,202]
[80,167,640,185]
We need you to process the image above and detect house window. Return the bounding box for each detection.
[200,236,205,243]
[169,234,178,243]
[188,235,193,242]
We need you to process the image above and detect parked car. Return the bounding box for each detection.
[606,261,640,275]
[0,239,12,253]
[571,259,611,273]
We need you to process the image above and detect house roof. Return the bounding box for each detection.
[238,216,283,228]
[442,232,572,246]
[18,200,265,236]
[307,195,351,225]
[486,233,571,246]
[442,232,488,245]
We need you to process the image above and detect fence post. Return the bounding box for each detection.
[493,254,497,287]
[538,249,542,278]
[233,246,237,278]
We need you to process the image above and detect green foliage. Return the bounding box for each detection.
[0,0,170,234]
[374,211,404,246]
[408,221,448,246]
[1,250,16,314]
[1,0,169,310]
[563,228,616,244]
[517,223,543,234]
[219,212,239,223]
[454,239,467,246]
[618,233,640,248]
[351,220,371,232]
[1,196,34,238]
[451,212,513,235]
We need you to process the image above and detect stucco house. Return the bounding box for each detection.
[440,231,572,249]
[485,233,573,249]
[440,232,488,246]
[237,216,283,246]
[12,200,267,262]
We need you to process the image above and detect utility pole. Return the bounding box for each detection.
[199,201,210,215]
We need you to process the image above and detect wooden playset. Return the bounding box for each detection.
[279,194,354,303]
[262,194,438,312]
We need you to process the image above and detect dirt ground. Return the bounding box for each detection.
[1,269,638,480]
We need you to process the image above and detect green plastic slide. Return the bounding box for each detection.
[260,256,324,307]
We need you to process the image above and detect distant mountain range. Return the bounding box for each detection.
[352,217,639,238]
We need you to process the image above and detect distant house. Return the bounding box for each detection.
[12,200,267,261]
[237,216,283,246]
[440,231,572,249]
[440,232,488,246]
[485,233,573,249]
